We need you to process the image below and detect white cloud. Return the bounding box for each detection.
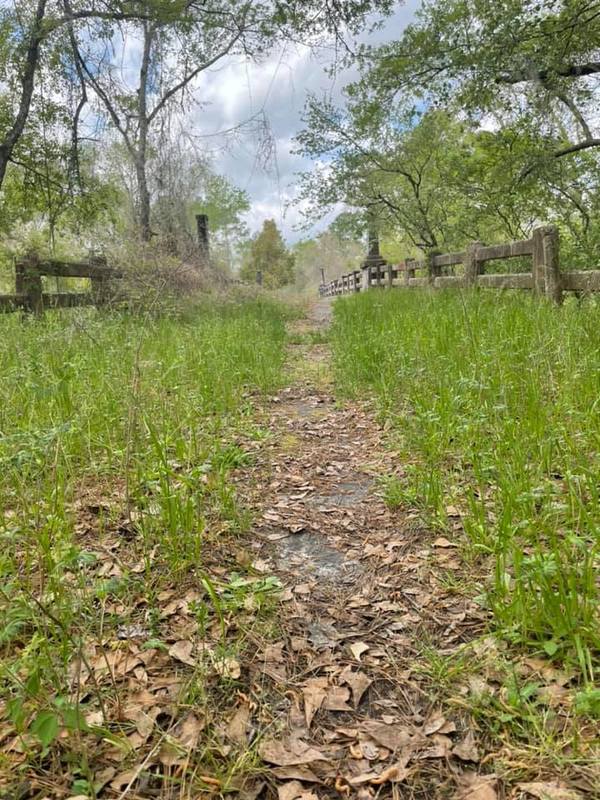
[185,2,419,243]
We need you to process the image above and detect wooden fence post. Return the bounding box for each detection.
[427,250,442,285]
[405,258,415,285]
[533,226,562,304]
[22,253,42,315]
[386,262,394,289]
[464,241,484,287]
[90,254,111,306]
[196,214,210,261]
[361,263,371,291]
[256,270,263,287]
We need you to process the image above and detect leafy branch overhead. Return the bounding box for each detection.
[295,1,600,265]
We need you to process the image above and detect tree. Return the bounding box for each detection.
[293,229,363,289]
[355,1,600,163]
[241,219,294,288]
[66,0,395,240]
[0,0,152,191]
[0,0,394,220]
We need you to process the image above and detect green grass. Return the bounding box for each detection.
[0,297,288,790]
[331,289,600,682]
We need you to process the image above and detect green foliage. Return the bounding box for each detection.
[331,290,600,680]
[296,1,600,264]
[240,219,295,288]
[293,229,363,291]
[0,298,289,760]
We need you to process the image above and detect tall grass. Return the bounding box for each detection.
[331,289,600,681]
[0,298,288,764]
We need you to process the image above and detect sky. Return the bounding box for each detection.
[190,2,420,243]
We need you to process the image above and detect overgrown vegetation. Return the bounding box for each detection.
[331,290,600,686]
[0,298,289,793]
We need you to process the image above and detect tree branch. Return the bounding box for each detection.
[499,61,600,85]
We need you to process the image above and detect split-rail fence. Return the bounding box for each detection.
[319,225,600,304]
[0,254,122,314]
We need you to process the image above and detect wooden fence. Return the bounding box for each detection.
[0,254,122,314]
[319,225,600,304]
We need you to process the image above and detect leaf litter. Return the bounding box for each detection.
[2,301,597,799]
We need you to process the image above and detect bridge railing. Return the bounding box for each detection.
[319,226,599,304]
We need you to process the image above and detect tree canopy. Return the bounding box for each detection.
[240,219,295,288]
[295,0,600,266]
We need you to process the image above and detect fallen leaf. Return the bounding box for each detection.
[278,781,306,800]
[159,714,204,766]
[371,761,410,785]
[272,766,321,783]
[518,782,584,800]
[455,773,498,800]
[226,704,250,744]
[348,759,410,786]
[294,583,312,595]
[349,642,369,661]
[362,720,417,751]
[260,738,327,767]
[423,714,448,736]
[168,640,195,666]
[212,654,241,680]
[339,668,372,707]
[433,536,457,547]
[110,769,142,792]
[323,685,352,712]
[452,731,480,762]
[302,678,328,727]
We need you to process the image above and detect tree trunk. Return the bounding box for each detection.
[0,0,48,192]
[135,22,153,242]
[136,156,151,242]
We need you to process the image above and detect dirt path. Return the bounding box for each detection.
[234,301,494,799]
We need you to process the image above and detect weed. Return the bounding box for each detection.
[331,290,600,682]
[0,297,289,788]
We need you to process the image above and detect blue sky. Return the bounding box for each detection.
[189,2,420,242]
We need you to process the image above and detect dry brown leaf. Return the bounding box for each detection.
[259,738,327,767]
[518,782,584,800]
[452,731,480,762]
[419,733,453,759]
[348,760,409,786]
[272,766,321,783]
[370,761,410,785]
[339,667,372,707]
[302,678,328,727]
[110,769,142,792]
[349,641,369,661]
[323,685,352,712]
[159,713,204,766]
[433,536,457,547]
[226,704,250,745]
[454,773,498,800]
[92,649,142,678]
[294,583,313,595]
[277,782,318,800]
[168,640,195,666]
[212,654,241,679]
[278,781,305,800]
[361,720,416,751]
[423,714,448,736]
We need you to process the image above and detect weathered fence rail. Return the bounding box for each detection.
[319,225,599,304]
[0,254,122,314]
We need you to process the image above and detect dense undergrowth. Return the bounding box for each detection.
[0,298,289,792]
[331,290,600,694]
